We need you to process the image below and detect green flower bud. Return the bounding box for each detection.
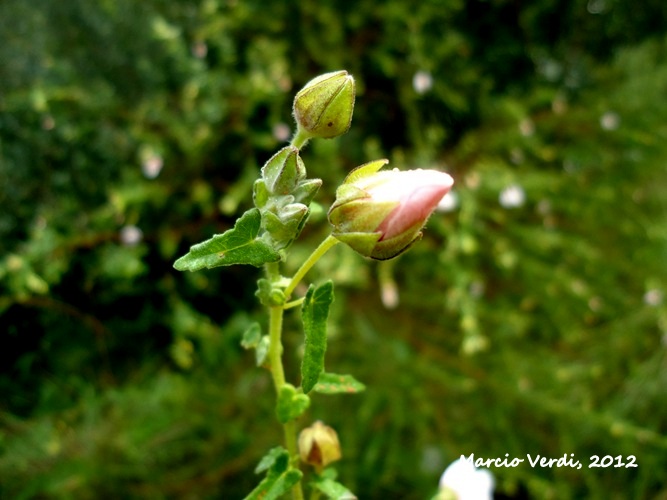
[262,202,309,250]
[328,160,454,260]
[293,70,355,139]
[261,146,306,195]
[298,421,342,469]
[292,178,322,206]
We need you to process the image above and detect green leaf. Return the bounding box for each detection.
[255,335,270,367]
[173,208,281,271]
[241,322,262,349]
[301,280,334,394]
[312,473,358,500]
[276,384,310,424]
[313,373,366,394]
[254,447,287,474]
[244,469,302,500]
[240,323,269,366]
[245,447,303,500]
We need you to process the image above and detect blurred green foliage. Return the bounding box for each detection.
[1,0,666,498]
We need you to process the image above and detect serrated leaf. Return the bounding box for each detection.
[312,477,358,500]
[276,384,310,423]
[245,446,302,500]
[244,469,302,500]
[301,280,334,394]
[173,209,281,271]
[313,373,366,394]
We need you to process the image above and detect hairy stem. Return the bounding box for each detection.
[264,235,339,500]
[266,264,304,500]
[284,234,339,299]
[291,127,311,149]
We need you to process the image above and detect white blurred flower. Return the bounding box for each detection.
[644,289,663,307]
[120,225,143,246]
[142,154,163,179]
[600,111,620,131]
[191,40,208,59]
[413,70,433,94]
[587,0,607,14]
[42,115,55,130]
[499,184,526,208]
[519,118,534,137]
[438,458,494,500]
[437,191,459,212]
[381,280,399,309]
[272,122,291,142]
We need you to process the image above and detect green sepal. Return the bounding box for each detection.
[313,373,366,394]
[328,198,398,234]
[262,203,309,251]
[261,146,305,195]
[330,231,381,259]
[276,383,311,424]
[245,446,303,500]
[301,280,334,393]
[343,158,389,184]
[256,278,287,307]
[173,209,281,271]
[293,178,322,205]
[369,229,422,261]
[253,179,270,209]
[312,468,358,500]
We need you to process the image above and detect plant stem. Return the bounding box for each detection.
[264,235,339,500]
[291,127,311,149]
[284,234,339,299]
[266,264,304,500]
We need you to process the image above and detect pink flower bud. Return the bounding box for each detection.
[328,160,454,260]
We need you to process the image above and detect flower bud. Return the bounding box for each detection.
[298,421,342,469]
[262,202,309,250]
[292,178,323,206]
[293,70,355,139]
[261,146,306,195]
[328,160,454,260]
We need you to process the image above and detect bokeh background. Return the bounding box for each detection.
[1,0,666,498]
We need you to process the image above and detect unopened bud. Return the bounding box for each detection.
[293,71,355,139]
[261,146,306,195]
[328,160,454,260]
[262,203,309,250]
[292,178,322,206]
[298,421,342,468]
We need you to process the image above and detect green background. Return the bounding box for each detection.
[1,0,666,498]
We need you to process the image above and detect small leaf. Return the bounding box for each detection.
[313,373,366,395]
[245,447,303,500]
[254,447,288,475]
[276,384,311,424]
[255,335,270,367]
[312,476,358,500]
[301,280,334,394]
[244,469,302,500]
[255,278,286,306]
[241,323,262,349]
[174,209,281,271]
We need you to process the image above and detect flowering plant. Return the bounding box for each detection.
[174,71,454,498]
